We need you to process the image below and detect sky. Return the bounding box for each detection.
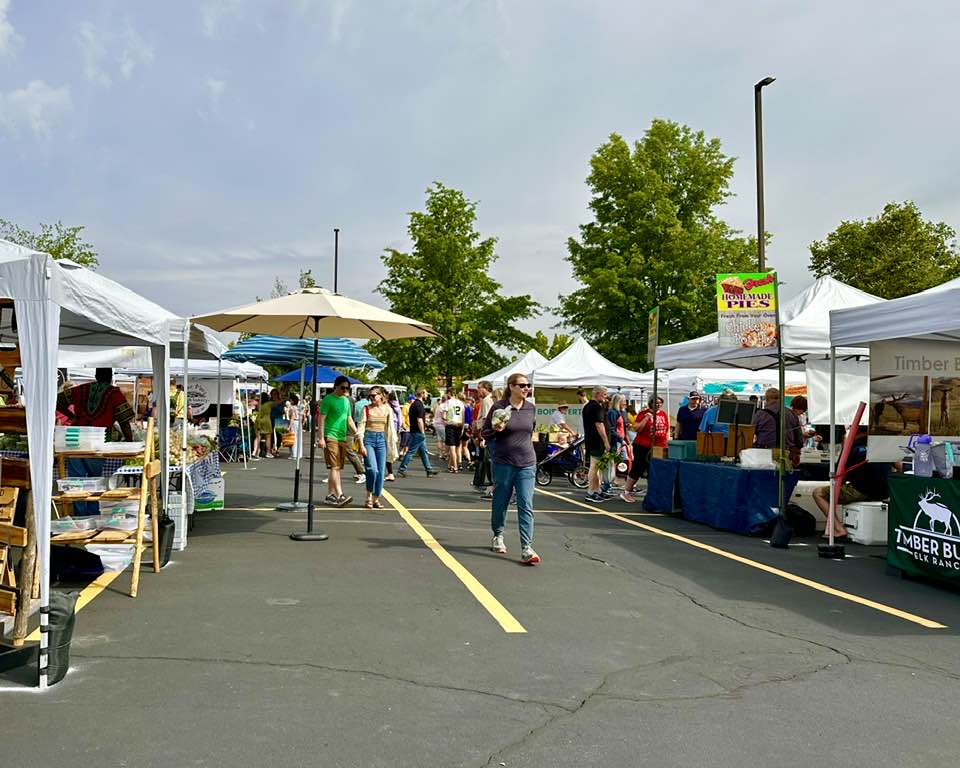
[1,0,959,340]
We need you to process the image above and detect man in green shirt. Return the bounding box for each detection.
[317,375,357,506]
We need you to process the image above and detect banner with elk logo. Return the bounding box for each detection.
[888,474,960,584]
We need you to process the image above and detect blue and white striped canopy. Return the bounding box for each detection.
[223,335,384,369]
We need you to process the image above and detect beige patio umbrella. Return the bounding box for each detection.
[193,288,438,540]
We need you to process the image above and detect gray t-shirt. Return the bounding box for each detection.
[481,398,536,467]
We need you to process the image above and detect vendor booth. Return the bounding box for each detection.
[830,276,960,586]
[646,277,883,536]
[0,239,201,685]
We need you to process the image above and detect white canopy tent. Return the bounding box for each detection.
[830,276,960,348]
[532,337,650,389]
[57,347,268,381]
[465,349,549,390]
[655,277,884,424]
[0,239,198,687]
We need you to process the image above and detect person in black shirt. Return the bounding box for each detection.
[582,385,611,503]
[397,389,438,477]
[676,391,707,441]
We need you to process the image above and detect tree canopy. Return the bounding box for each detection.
[531,331,573,360]
[558,120,756,370]
[809,202,960,298]
[368,183,539,388]
[0,218,99,269]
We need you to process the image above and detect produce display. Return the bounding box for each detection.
[0,433,29,452]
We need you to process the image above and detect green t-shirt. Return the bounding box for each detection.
[320,394,351,440]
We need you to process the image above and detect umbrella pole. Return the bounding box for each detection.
[277,361,308,510]
[291,334,328,541]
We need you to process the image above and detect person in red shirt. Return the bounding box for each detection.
[620,395,668,503]
[58,368,134,440]
[57,368,134,515]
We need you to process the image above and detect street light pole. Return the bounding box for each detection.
[333,227,340,293]
[754,76,775,272]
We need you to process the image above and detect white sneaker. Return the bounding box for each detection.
[354,475,366,484]
[520,546,541,565]
[491,534,507,554]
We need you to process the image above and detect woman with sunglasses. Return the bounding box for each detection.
[480,372,540,565]
[357,386,394,508]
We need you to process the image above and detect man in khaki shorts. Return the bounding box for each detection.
[317,375,357,507]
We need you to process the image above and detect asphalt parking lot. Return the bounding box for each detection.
[3,454,960,767]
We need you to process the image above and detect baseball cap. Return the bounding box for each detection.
[688,390,701,398]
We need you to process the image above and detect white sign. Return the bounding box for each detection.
[187,378,233,414]
[871,340,960,377]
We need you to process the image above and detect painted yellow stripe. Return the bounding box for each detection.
[536,488,946,630]
[381,489,526,634]
[24,569,126,642]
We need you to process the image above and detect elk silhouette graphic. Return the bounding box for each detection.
[914,489,959,535]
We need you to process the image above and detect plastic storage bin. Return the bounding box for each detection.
[667,440,698,461]
[57,477,107,494]
[843,501,888,546]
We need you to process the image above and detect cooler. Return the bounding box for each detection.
[843,501,888,546]
[667,440,697,461]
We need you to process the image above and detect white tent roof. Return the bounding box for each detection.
[58,346,267,380]
[466,349,549,389]
[655,276,883,370]
[830,276,960,347]
[532,337,650,389]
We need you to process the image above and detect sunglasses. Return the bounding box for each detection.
[514,382,531,389]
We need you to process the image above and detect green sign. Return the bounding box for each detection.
[647,306,659,365]
[888,474,960,584]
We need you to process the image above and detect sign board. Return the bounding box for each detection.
[716,273,778,349]
[888,474,960,585]
[187,379,234,416]
[647,307,659,365]
[867,340,960,461]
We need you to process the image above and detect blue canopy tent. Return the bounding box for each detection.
[275,366,360,385]
[223,335,383,369]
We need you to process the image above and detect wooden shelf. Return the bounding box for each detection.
[52,488,140,503]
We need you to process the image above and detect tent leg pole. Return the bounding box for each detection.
[291,333,328,541]
[278,362,308,510]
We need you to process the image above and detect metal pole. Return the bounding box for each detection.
[754,77,775,271]
[290,327,328,541]
[828,347,836,548]
[334,228,340,294]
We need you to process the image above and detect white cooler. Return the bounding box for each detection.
[843,501,888,545]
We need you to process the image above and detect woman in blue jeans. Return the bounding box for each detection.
[358,386,392,508]
[480,372,540,565]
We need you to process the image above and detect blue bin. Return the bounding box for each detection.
[667,440,698,461]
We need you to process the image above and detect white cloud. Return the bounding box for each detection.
[119,21,155,80]
[205,77,226,112]
[330,0,353,44]
[78,21,111,87]
[201,0,246,39]
[0,80,73,140]
[0,0,20,56]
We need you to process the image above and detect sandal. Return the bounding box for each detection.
[364,498,374,509]
[372,499,384,509]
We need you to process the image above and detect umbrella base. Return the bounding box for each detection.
[290,531,329,541]
[818,543,845,559]
[276,501,308,511]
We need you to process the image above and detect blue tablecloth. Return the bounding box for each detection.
[643,458,680,512]
[643,458,799,535]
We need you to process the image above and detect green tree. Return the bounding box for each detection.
[809,202,960,298]
[298,268,317,289]
[369,183,539,388]
[531,331,573,359]
[558,121,757,370]
[0,218,99,268]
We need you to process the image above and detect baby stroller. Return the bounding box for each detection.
[535,436,589,488]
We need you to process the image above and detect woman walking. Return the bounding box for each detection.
[358,386,393,508]
[481,372,540,565]
[620,395,668,503]
[385,391,402,482]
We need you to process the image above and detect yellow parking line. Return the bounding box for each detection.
[381,490,526,634]
[536,488,946,630]
[24,569,126,643]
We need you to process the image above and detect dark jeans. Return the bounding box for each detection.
[398,432,433,473]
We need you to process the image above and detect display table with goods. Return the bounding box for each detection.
[886,473,960,586]
[48,419,163,600]
[644,457,800,535]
